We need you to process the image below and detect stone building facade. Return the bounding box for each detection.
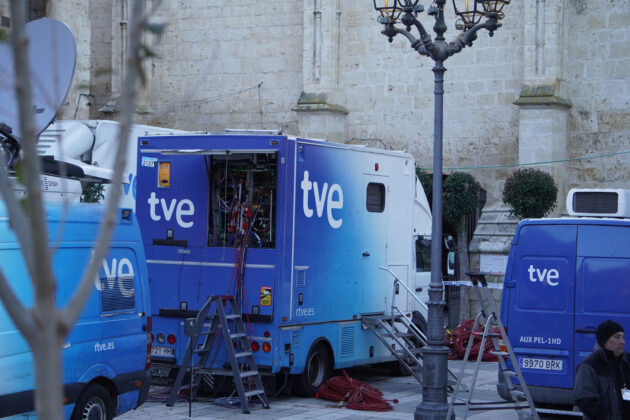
[2,1,630,317]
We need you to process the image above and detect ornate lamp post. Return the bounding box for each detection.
[371,1,510,419]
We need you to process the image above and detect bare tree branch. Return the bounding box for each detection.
[9,0,55,300]
[0,160,33,266]
[60,0,145,331]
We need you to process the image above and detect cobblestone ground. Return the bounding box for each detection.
[119,361,581,419]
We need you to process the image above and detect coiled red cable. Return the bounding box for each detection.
[315,370,398,412]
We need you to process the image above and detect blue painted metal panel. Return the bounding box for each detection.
[502,217,630,404]
[139,134,412,377]
[504,223,576,389]
[574,224,630,368]
[0,203,150,418]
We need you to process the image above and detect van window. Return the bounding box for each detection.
[366,182,385,213]
[416,238,431,272]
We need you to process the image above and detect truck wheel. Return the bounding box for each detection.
[293,343,331,397]
[71,383,114,420]
[412,311,427,338]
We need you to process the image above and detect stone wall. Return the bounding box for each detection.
[2,0,629,324]
[564,0,630,191]
[125,0,305,134]
[0,0,92,121]
[5,1,629,204]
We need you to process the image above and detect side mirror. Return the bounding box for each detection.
[444,235,455,251]
[447,251,455,276]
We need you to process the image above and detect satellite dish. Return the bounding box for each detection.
[0,17,77,139]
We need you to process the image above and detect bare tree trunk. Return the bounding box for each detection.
[456,216,471,322]
[0,1,147,419]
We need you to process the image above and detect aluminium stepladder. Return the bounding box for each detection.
[446,273,539,420]
[167,295,270,414]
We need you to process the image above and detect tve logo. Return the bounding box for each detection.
[96,257,135,297]
[147,192,195,228]
[300,170,343,229]
[528,264,559,286]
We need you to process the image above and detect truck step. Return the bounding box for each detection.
[239,370,259,378]
[244,389,265,398]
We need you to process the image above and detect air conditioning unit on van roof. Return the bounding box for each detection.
[566,188,630,217]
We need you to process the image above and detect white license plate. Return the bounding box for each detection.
[520,357,562,371]
[151,346,174,357]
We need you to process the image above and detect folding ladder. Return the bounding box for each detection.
[446,273,539,420]
[167,295,270,414]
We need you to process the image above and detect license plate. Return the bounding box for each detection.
[520,357,562,371]
[151,346,174,357]
[150,366,172,378]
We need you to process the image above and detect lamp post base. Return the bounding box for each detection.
[415,401,454,420]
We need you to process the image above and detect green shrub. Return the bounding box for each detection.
[443,172,480,227]
[81,183,105,203]
[502,168,558,218]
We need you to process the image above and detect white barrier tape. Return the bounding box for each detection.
[443,280,504,290]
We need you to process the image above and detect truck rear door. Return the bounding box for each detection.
[506,223,576,389]
[575,224,630,368]
[360,174,389,314]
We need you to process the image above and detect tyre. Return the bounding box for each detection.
[293,342,332,397]
[388,359,414,376]
[71,383,114,420]
[412,311,427,337]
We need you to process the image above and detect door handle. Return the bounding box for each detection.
[362,252,370,257]
[576,328,596,334]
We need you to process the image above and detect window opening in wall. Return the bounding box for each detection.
[366,182,385,213]
[207,152,277,249]
[27,0,47,21]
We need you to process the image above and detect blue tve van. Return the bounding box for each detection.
[499,189,630,407]
[135,132,432,395]
[0,203,152,419]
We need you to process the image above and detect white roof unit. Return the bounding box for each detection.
[566,188,630,218]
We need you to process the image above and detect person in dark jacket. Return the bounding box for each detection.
[575,320,630,420]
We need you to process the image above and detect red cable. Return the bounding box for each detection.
[316,370,398,412]
[446,319,498,361]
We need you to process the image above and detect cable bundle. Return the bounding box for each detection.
[315,370,398,412]
[445,319,498,361]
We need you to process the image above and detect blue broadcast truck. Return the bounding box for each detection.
[498,188,630,408]
[0,203,152,419]
[136,131,433,395]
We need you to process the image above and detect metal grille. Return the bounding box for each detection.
[340,326,355,357]
[296,270,306,288]
[573,191,618,214]
[291,330,300,349]
[100,276,135,312]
